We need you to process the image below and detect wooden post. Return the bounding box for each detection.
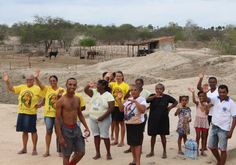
[132,46,134,57]
[127,45,129,57]
[10,61,11,70]
[148,43,150,54]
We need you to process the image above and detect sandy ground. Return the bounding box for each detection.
[1,48,236,164]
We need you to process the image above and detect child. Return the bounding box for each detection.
[175,95,191,155]
[188,88,211,157]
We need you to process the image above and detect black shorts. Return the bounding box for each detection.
[16,113,37,132]
[112,107,124,121]
[126,122,145,146]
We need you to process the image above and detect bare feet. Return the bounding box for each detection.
[146,152,154,158]
[110,141,118,146]
[117,143,124,147]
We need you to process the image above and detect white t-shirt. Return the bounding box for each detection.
[89,89,114,119]
[210,96,236,131]
[123,96,147,124]
[207,87,219,116]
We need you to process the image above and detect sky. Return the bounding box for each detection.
[0,0,235,28]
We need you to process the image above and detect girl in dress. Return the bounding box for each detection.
[175,95,191,155]
[188,88,211,157]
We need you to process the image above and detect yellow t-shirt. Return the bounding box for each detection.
[14,85,44,115]
[42,86,65,117]
[74,93,86,121]
[110,82,129,107]
[89,89,114,119]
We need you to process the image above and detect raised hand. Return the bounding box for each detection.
[105,71,113,78]
[187,87,195,93]
[34,70,40,78]
[58,89,64,97]
[88,80,97,87]
[202,83,210,93]
[198,71,204,79]
[178,103,183,109]
[2,73,9,82]
[117,90,123,99]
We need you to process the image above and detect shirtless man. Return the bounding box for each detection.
[55,78,90,165]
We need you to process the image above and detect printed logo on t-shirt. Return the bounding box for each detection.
[222,107,227,111]
[48,93,58,110]
[113,87,122,103]
[93,97,103,111]
[21,91,34,108]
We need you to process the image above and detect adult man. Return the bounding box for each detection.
[55,78,90,165]
[203,84,236,165]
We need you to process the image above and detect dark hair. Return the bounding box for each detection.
[112,72,116,77]
[102,72,108,78]
[98,80,111,92]
[155,83,165,91]
[179,95,189,102]
[218,85,228,92]
[49,75,58,81]
[208,77,217,83]
[198,90,203,96]
[135,78,144,85]
[116,71,124,81]
[66,77,77,84]
[131,84,141,91]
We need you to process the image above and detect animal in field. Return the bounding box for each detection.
[87,51,99,59]
[49,51,58,59]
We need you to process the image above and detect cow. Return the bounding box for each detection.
[48,51,58,59]
[87,52,100,59]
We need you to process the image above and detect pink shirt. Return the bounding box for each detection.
[196,102,208,118]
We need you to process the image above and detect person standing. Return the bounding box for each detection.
[55,78,90,165]
[2,73,44,155]
[146,83,178,159]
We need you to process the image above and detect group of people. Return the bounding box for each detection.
[2,70,236,165]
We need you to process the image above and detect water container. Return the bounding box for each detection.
[189,139,193,158]
[184,139,189,157]
[193,140,198,158]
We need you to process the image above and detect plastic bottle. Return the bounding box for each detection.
[189,139,193,158]
[193,140,198,158]
[82,131,90,142]
[184,139,189,157]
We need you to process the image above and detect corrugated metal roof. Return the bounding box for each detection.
[127,36,174,46]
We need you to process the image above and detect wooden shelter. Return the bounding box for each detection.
[127,36,175,57]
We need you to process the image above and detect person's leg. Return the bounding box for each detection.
[178,135,183,153]
[63,156,70,165]
[221,151,227,165]
[111,121,119,145]
[146,135,156,157]
[210,149,221,164]
[195,129,201,156]
[70,152,85,165]
[103,138,112,159]
[134,145,141,165]
[31,132,38,153]
[93,136,101,159]
[130,145,136,164]
[110,121,115,141]
[43,130,53,156]
[118,121,125,147]
[201,130,207,156]
[160,135,167,158]
[21,132,28,153]
[183,134,187,144]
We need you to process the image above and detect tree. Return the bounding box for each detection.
[147,24,154,30]
[21,15,74,53]
[0,24,9,40]
[79,37,96,49]
[183,19,198,41]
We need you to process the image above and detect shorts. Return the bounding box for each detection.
[126,122,145,146]
[208,124,229,151]
[208,115,212,126]
[195,127,208,131]
[61,124,85,156]
[112,107,124,121]
[143,114,147,132]
[16,113,37,132]
[77,121,81,127]
[44,116,56,131]
[89,115,111,138]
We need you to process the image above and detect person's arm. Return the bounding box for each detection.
[226,117,236,139]
[57,89,64,100]
[130,99,146,114]
[167,100,178,114]
[81,106,86,111]
[77,98,90,136]
[117,90,125,112]
[188,88,199,105]
[123,89,131,100]
[202,83,211,103]
[104,71,113,82]
[146,94,158,103]
[34,70,45,90]
[2,73,15,92]
[98,101,115,121]
[197,71,204,91]
[34,98,45,109]
[55,98,67,147]
[84,81,96,97]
